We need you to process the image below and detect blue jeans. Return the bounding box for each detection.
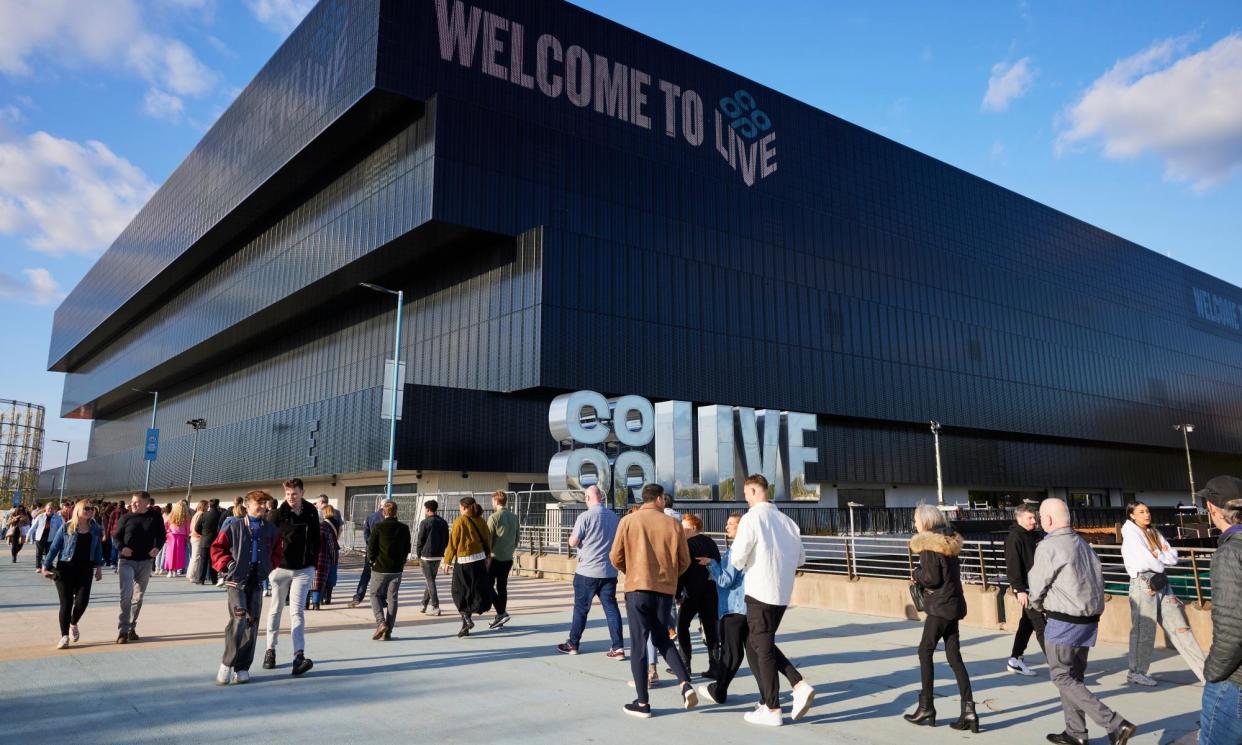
[1201,680,1242,745]
[567,574,623,650]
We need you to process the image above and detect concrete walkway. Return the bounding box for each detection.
[0,555,1203,744]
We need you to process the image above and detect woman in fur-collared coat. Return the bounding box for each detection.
[903,504,977,733]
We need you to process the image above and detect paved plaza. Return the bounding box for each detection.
[0,556,1203,744]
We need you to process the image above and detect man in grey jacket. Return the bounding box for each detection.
[1027,498,1135,745]
[1198,475,1242,745]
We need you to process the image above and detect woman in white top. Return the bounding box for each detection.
[1121,501,1205,686]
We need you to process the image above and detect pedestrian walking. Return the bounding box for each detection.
[210,490,283,686]
[728,474,815,727]
[5,505,30,563]
[163,501,190,577]
[41,500,104,649]
[262,478,319,676]
[415,500,449,615]
[29,502,63,571]
[1029,498,1136,745]
[310,506,339,610]
[195,499,223,585]
[609,482,698,719]
[104,502,126,570]
[112,491,165,643]
[348,501,385,609]
[487,490,518,629]
[1005,503,1045,676]
[154,503,172,574]
[677,513,720,677]
[367,500,411,640]
[903,504,977,732]
[99,502,115,568]
[556,485,624,658]
[1197,475,1242,745]
[188,500,208,584]
[443,496,493,637]
[1122,501,1206,685]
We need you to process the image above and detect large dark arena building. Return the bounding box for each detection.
[41,0,1242,508]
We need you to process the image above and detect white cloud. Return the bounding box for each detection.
[1057,34,1242,191]
[0,130,157,256]
[0,0,217,119]
[142,88,184,122]
[0,267,64,305]
[990,140,1007,165]
[983,57,1036,112]
[246,0,314,35]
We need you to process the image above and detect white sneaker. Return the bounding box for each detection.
[744,704,783,726]
[790,682,815,720]
[215,664,231,685]
[232,670,250,684]
[56,636,69,649]
[69,624,80,642]
[1127,671,1158,687]
[1007,656,1037,676]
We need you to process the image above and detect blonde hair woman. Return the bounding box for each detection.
[41,500,104,648]
[163,500,191,577]
[904,504,977,732]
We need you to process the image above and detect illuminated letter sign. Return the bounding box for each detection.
[548,391,818,503]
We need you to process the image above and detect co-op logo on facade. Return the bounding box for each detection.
[547,391,818,502]
[434,0,779,187]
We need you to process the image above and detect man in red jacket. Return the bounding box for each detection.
[210,490,283,686]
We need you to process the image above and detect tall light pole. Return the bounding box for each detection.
[133,388,159,492]
[929,421,944,506]
[361,282,405,501]
[1173,424,1196,510]
[185,419,206,499]
[50,438,70,501]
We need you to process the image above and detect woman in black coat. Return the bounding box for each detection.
[904,504,977,732]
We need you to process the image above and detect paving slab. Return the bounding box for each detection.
[0,557,1203,744]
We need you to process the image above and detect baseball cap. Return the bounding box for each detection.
[1196,475,1242,507]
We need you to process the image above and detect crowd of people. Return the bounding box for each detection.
[2,473,1240,744]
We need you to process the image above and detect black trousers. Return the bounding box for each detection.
[54,561,94,636]
[195,535,218,584]
[712,613,751,701]
[1010,605,1047,659]
[222,569,263,671]
[354,562,372,602]
[918,615,973,702]
[489,559,513,616]
[744,596,803,708]
[626,590,692,705]
[9,538,21,561]
[677,586,719,670]
[35,539,50,569]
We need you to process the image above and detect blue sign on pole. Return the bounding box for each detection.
[144,428,160,461]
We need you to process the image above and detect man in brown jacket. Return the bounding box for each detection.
[610,483,697,718]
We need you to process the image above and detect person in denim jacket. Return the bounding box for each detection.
[41,500,104,649]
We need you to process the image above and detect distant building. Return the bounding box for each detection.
[2,399,45,506]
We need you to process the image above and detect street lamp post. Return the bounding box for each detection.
[186,419,207,499]
[50,438,70,501]
[133,389,159,492]
[929,421,944,506]
[1173,424,1196,510]
[360,282,405,501]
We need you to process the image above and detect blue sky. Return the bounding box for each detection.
[2,0,1241,465]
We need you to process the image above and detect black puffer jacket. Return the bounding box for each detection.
[1004,522,1041,593]
[911,528,967,621]
[272,499,321,570]
[1206,528,1242,685]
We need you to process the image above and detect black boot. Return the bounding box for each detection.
[949,700,979,733]
[903,696,936,726]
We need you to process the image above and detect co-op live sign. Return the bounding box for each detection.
[434,0,779,187]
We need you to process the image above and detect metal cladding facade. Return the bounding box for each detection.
[43,0,1242,497]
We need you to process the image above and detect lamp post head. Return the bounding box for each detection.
[360,282,399,296]
[929,420,941,434]
[186,418,207,430]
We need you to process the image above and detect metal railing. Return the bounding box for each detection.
[514,527,1218,604]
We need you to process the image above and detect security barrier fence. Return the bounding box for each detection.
[343,493,1219,603]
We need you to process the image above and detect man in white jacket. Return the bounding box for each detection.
[729,473,815,726]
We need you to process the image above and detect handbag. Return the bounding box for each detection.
[909,582,926,613]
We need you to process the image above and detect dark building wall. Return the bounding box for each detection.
[50,0,383,371]
[44,0,1242,496]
